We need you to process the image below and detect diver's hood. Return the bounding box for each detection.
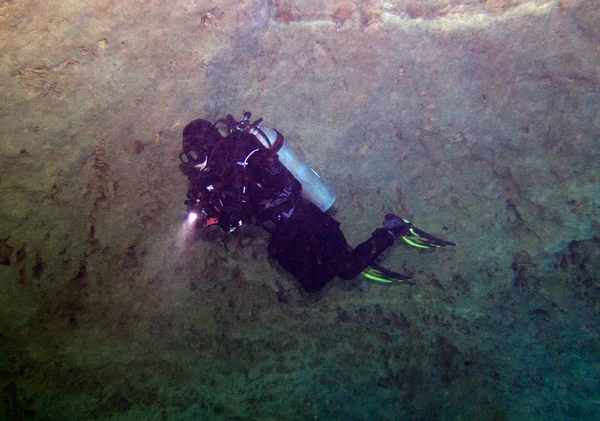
[182,119,224,157]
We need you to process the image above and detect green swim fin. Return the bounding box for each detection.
[362,262,415,285]
[401,222,456,248]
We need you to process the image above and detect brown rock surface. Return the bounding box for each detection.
[1,0,599,419]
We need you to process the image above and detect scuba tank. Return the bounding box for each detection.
[213,112,337,212]
[250,124,336,212]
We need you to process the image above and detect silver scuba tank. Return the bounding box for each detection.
[250,125,336,212]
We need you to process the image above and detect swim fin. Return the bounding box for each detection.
[400,223,456,248]
[384,214,455,248]
[362,262,415,285]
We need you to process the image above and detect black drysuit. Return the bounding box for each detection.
[188,130,394,293]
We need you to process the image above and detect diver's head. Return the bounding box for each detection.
[180,119,223,169]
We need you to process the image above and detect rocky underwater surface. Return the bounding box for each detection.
[1,0,599,420]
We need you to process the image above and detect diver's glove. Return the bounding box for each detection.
[218,202,249,233]
[384,214,455,248]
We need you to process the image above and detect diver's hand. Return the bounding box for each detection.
[218,202,249,233]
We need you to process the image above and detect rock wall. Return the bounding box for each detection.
[1,0,599,419]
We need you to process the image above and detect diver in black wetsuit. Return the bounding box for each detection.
[180,112,455,293]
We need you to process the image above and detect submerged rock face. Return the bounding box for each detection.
[1,0,599,420]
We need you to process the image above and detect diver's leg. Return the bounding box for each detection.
[267,221,333,293]
[275,198,396,282]
[329,228,394,280]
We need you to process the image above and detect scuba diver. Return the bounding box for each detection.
[180,112,455,293]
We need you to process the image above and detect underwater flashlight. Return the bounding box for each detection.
[187,211,199,224]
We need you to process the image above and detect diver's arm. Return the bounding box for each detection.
[213,164,255,232]
[246,150,301,208]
